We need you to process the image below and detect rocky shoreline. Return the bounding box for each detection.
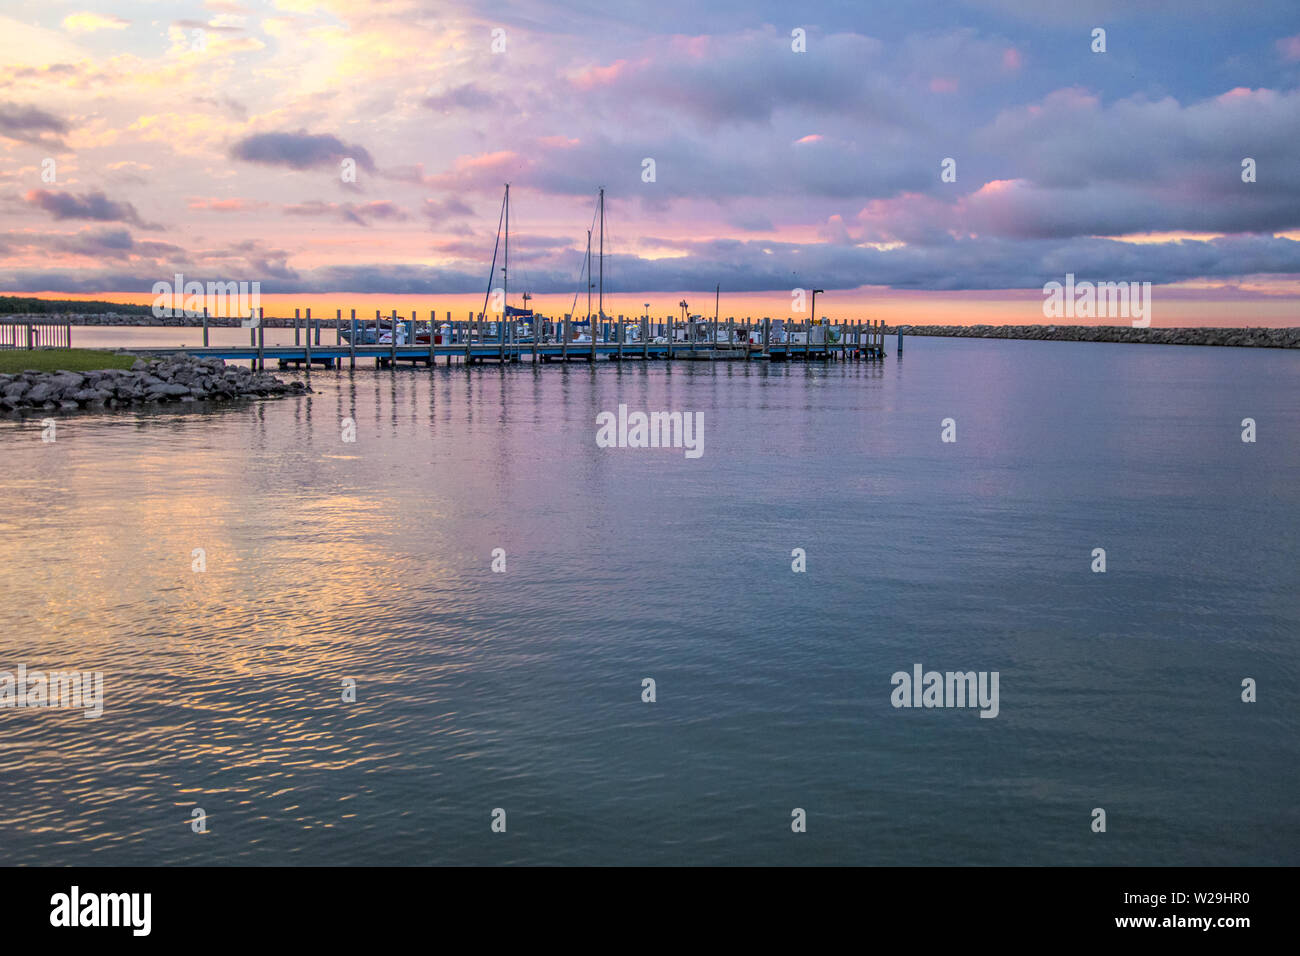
[885,324,1300,348]
[1,355,308,413]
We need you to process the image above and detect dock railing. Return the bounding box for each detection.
[0,319,72,350]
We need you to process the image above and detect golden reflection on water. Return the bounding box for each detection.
[0,375,497,862]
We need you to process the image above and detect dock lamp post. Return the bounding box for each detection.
[811,288,825,326]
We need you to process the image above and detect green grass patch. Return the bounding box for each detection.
[0,348,138,374]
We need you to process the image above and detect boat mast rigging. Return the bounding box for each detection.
[480,184,509,333]
[503,183,509,319]
[598,187,604,322]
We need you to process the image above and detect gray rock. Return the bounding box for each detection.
[51,372,85,389]
[5,353,307,415]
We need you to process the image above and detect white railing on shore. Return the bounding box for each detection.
[0,319,72,350]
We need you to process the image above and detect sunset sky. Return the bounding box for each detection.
[1,0,1298,324]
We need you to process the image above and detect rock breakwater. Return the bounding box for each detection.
[886,325,1300,348]
[1,354,308,413]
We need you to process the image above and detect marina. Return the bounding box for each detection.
[3,184,899,371]
[202,184,889,369]
[118,310,892,369]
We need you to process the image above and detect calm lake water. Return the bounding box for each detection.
[1,336,1297,866]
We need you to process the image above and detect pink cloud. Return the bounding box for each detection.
[794,134,823,145]
[668,35,711,59]
[458,150,519,170]
[188,198,268,212]
[1278,34,1300,61]
[1216,86,1276,104]
[854,192,954,244]
[930,77,959,94]
[818,213,850,243]
[426,150,531,192]
[570,59,634,90]
[1002,48,1022,71]
[972,179,1020,197]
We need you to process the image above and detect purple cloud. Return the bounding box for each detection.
[24,189,161,230]
[230,131,376,172]
[0,102,69,146]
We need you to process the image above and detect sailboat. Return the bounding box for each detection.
[343,185,534,348]
[563,188,606,348]
[474,183,536,350]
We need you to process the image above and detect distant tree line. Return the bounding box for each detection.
[0,295,153,315]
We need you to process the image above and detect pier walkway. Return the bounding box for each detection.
[122,314,893,370]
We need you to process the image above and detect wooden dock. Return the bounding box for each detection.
[129,310,892,370]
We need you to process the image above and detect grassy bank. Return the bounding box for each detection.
[0,349,137,374]
[0,295,152,315]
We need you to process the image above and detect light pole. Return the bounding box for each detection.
[811,288,825,326]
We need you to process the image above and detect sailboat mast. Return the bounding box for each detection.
[503,183,509,310]
[598,187,604,322]
[586,229,592,324]
[502,183,509,358]
[479,184,507,334]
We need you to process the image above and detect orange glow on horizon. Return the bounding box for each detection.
[10,288,1295,328]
